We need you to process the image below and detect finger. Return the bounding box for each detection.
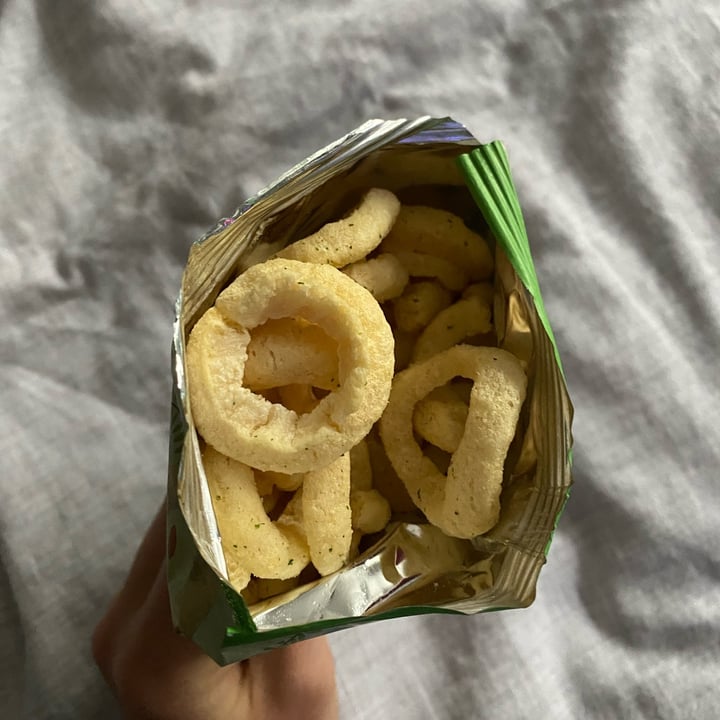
[119,499,168,609]
[106,555,247,719]
[126,552,247,720]
[92,500,167,681]
[249,637,338,720]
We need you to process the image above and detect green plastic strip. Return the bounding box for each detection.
[457,144,563,375]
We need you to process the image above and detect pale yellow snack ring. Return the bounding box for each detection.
[342,253,409,302]
[350,489,391,534]
[302,452,352,576]
[379,345,527,539]
[412,296,493,363]
[276,188,400,267]
[381,205,493,281]
[203,446,310,581]
[187,258,394,473]
[393,280,453,334]
[393,250,469,291]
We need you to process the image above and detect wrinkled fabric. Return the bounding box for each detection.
[1,1,718,718]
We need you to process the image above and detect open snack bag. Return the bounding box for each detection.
[166,117,574,664]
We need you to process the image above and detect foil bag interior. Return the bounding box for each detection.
[166,117,573,664]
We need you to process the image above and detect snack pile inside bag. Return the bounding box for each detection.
[169,118,573,663]
[189,189,527,601]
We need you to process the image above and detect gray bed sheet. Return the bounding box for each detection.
[1,1,718,718]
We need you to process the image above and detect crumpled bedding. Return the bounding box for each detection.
[1,2,718,718]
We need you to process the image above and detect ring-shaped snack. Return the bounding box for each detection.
[187,258,395,474]
[381,205,494,281]
[411,296,492,363]
[392,250,469,291]
[203,446,309,582]
[350,489,391,534]
[379,345,527,539]
[392,280,453,334]
[342,253,409,302]
[276,188,400,267]
[302,452,353,576]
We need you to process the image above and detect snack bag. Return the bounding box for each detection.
[167,117,573,664]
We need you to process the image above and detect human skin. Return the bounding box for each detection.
[92,501,339,720]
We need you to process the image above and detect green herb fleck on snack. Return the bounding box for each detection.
[254,523,264,529]
[288,559,294,565]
